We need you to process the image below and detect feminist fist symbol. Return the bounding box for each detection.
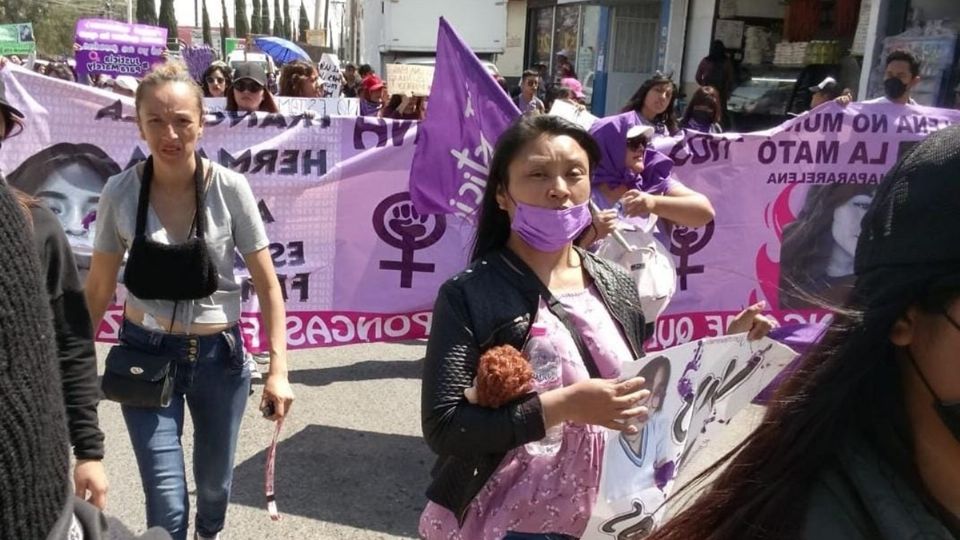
[373,192,447,289]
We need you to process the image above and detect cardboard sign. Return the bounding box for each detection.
[0,23,36,56]
[306,29,326,47]
[318,53,342,98]
[386,64,434,97]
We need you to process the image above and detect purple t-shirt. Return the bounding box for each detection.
[419,285,636,539]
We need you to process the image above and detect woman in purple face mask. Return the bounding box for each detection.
[420,115,654,539]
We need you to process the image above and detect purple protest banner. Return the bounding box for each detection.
[408,17,520,222]
[74,18,167,79]
[644,102,960,351]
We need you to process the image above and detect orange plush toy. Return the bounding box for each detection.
[464,345,535,408]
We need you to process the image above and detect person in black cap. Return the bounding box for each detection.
[646,124,960,539]
[0,81,170,540]
[224,61,279,113]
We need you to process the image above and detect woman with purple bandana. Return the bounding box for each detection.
[580,118,715,248]
[420,115,653,539]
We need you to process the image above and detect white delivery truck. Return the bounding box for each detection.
[359,0,507,75]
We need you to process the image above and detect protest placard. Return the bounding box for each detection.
[73,18,167,78]
[203,96,360,116]
[386,64,435,96]
[549,98,598,130]
[0,23,36,56]
[318,53,342,97]
[584,335,798,538]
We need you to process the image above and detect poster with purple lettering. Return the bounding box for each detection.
[0,65,473,350]
[74,18,167,79]
[584,335,797,539]
[644,102,960,351]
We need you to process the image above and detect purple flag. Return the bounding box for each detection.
[408,17,520,221]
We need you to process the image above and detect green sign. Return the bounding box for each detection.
[224,37,246,56]
[0,23,37,56]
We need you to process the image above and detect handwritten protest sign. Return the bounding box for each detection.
[203,96,360,116]
[387,64,435,96]
[73,18,167,78]
[584,335,798,538]
[0,23,36,56]
[318,53,342,97]
[549,98,598,130]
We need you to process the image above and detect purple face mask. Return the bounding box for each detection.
[510,200,592,252]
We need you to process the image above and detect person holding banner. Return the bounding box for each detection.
[84,62,294,540]
[650,125,960,540]
[200,64,230,98]
[679,86,724,134]
[580,122,715,249]
[279,60,321,98]
[381,94,425,120]
[622,74,680,137]
[420,115,652,539]
[359,74,387,117]
[225,62,280,114]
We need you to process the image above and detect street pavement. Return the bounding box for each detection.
[94,341,765,539]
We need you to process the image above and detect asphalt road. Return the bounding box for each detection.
[94,341,765,539]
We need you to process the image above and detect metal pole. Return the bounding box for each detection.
[195,0,200,27]
[324,0,330,48]
[127,0,133,23]
[314,0,322,44]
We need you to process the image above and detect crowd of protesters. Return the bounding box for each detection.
[2,42,959,540]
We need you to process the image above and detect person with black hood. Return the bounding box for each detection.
[1,59,110,514]
[0,102,169,540]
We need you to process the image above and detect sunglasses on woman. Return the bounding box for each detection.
[233,80,263,93]
[626,136,649,151]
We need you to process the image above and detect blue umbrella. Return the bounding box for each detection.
[253,36,311,64]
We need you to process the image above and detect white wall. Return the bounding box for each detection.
[681,0,716,96]
[497,0,528,78]
[664,0,690,81]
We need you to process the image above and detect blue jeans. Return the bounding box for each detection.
[119,319,250,540]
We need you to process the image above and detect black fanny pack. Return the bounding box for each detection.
[123,154,218,301]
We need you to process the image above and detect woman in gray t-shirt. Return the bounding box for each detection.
[85,61,294,540]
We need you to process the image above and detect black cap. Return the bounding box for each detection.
[855,125,960,283]
[232,62,267,86]
[0,77,25,122]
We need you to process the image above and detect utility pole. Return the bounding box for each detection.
[127,0,133,22]
[324,0,330,48]
[195,0,199,26]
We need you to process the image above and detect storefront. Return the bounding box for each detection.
[524,0,684,116]
[688,0,870,131]
[682,0,958,132]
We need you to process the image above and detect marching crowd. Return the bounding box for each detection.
[0,42,957,540]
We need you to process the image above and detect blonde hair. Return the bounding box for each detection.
[134,60,205,118]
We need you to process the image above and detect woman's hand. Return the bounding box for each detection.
[726,301,778,340]
[261,370,295,420]
[542,377,650,432]
[592,209,618,242]
[74,459,109,510]
[621,189,657,217]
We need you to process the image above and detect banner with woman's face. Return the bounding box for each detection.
[644,102,960,350]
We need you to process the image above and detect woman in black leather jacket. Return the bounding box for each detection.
[419,115,653,539]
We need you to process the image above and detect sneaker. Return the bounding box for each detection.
[195,533,220,540]
[245,354,262,380]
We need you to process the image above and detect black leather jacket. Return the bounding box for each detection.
[421,247,648,524]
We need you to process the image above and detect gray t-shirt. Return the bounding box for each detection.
[94,161,269,325]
